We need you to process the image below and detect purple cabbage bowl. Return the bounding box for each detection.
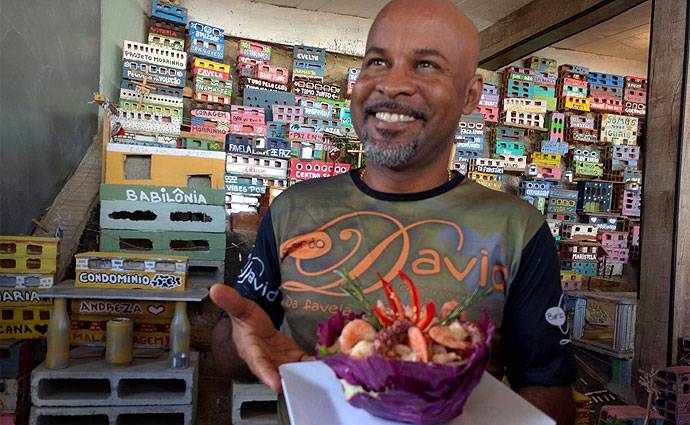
[315,310,495,425]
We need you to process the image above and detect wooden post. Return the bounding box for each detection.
[635,0,690,372]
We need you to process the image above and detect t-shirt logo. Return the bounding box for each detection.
[280,231,332,259]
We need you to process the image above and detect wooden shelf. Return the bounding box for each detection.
[566,290,637,304]
[572,338,634,359]
[577,212,621,217]
[573,179,620,184]
[39,280,209,302]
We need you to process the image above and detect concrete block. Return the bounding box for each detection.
[100,200,226,233]
[231,381,277,425]
[99,230,226,261]
[29,404,193,425]
[31,351,198,407]
[188,259,224,283]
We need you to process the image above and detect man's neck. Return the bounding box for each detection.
[361,164,452,194]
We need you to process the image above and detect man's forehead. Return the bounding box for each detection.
[366,10,466,56]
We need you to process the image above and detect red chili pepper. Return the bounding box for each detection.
[377,272,405,321]
[398,270,421,323]
[416,302,436,330]
[372,303,395,327]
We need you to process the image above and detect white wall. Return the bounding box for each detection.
[509,46,648,77]
[185,0,373,57]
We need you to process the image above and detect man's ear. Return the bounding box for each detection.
[461,74,484,115]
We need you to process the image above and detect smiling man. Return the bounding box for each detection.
[211,1,577,424]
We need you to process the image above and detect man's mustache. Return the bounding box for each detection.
[363,100,425,120]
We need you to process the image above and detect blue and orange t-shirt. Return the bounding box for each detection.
[235,170,577,389]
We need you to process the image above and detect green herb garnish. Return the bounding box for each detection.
[439,284,495,326]
[334,269,382,331]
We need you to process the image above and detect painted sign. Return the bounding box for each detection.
[71,299,174,319]
[0,307,50,339]
[293,78,341,100]
[257,64,289,85]
[238,40,271,61]
[74,252,188,291]
[289,159,350,180]
[599,114,638,145]
[300,98,334,119]
[71,317,170,348]
[292,60,325,79]
[288,123,323,142]
[225,174,268,194]
[293,45,326,63]
[194,79,232,97]
[148,16,184,39]
[122,60,185,87]
[0,288,51,306]
[192,66,230,80]
[226,154,289,179]
[122,40,186,69]
[241,76,288,92]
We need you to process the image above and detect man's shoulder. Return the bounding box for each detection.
[454,179,546,234]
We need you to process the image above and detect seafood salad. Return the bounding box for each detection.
[315,270,495,425]
[320,270,491,366]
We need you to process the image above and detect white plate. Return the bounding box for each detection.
[279,361,555,425]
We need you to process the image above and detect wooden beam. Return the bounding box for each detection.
[672,2,690,362]
[479,0,647,70]
[635,0,689,372]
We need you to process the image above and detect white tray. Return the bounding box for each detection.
[279,361,555,425]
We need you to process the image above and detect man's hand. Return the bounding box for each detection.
[210,284,312,392]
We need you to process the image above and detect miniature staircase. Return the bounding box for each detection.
[32,134,103,280]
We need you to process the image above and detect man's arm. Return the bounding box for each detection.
[518,385,575,425]
[501,221,578,425]
[211,317,256,381]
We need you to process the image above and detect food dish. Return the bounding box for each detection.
[280,360,556,425]
[314,271,495,424]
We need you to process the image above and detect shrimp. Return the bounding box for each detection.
[428,322,472,350]
[339,319,376,355]
[408,326,430,363]
[440,301,460,321]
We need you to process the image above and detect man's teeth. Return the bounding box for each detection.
[375,112,416,122]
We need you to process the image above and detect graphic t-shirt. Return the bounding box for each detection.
[235,170,577,389]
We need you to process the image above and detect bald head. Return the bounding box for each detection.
[371,0,480,79]
[350,0,484,176]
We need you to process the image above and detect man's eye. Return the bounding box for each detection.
[368,58,385,66]
[418,60,436,69]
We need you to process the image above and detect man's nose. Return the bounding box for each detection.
[377,65,416,98]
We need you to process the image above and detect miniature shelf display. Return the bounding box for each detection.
[447,54,647,387]
[106,2,228,283]
[0,236,59,422]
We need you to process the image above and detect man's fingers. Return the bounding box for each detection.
[209,284,254,320]
[244,344,283,393]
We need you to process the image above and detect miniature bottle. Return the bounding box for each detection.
[46,298,69,369]
[106,318,133,367]
[169,301,190,369]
